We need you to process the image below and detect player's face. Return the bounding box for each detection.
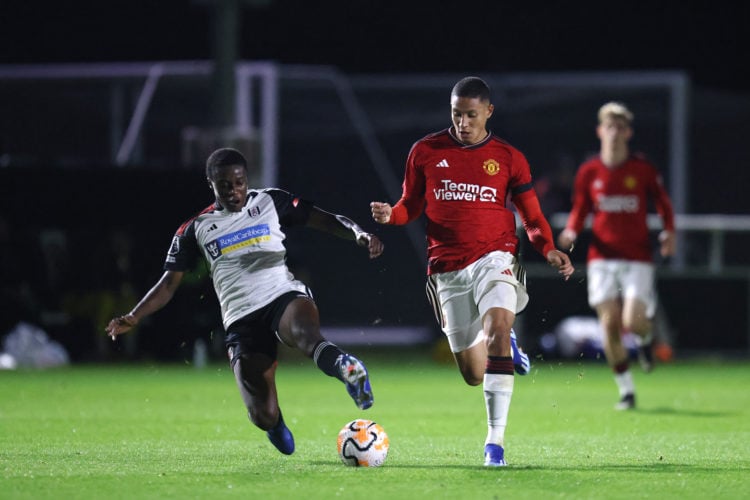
[597,117,632,149]
[209,165,248,212]
[450,95,494,145]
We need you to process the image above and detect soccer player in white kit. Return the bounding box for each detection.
[106,148,384,455]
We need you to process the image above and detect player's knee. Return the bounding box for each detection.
[284,332,318,358]
[486,316,513,334]
[484,329,509,350]
[483,317,513,346]
[599,314,620,332]
[297,327,327,357]
[623,319,651,336]
[461,367,483,386]
[280,320,322,357]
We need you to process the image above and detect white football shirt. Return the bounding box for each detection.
[164,188,313,329]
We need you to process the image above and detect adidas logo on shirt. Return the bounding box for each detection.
[436,159,450,168]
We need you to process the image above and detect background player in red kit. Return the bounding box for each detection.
[106,148,383,456]
[557,102,676,410]
[370,76,574,466]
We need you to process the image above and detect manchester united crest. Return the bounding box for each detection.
[483,159,500,176]
[624,175,637,189]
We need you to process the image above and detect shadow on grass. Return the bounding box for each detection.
[634,407,735,418]
[495,462,728,472]
[309,462,744,472]
[309,461,716,472]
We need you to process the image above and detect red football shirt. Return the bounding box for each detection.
[389,128,555,274]
[565,154,675,263]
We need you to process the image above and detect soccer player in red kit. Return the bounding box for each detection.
[370,76,574,466]
[558,102,676,410]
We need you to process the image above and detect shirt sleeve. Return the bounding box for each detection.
[389,142,426,225]
[508,149,555,256]
[164,219,201,271]
[650,172,675,231]
[265,188,315,227]
[512,189,556,257]
[565,166,594,234]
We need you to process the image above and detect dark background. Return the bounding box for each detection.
[1,1,747,91]
[1,1,748,361]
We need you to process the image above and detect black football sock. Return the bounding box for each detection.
[313,340,345,380]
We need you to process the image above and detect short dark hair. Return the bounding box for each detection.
[205,148,247,179]
[451,76,491,102]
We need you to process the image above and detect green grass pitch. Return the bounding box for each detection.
[1,349,748,499]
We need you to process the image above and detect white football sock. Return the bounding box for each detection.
[483,373,514,446]
[614,369,635,397]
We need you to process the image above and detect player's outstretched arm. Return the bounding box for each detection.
[307,207,384,259]
[105,270,185,340]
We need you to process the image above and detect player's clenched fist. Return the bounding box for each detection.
[370,202,392,224]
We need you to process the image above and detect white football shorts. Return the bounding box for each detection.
[426,251,528,353]
[586,259,656,317]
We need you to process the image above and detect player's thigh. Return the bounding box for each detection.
[477,281,520,328]
[231,350,278,409]
[472,251,529,317]
[427,273,483,353]
[587,260,622,308]
[595,299,623,334]
[621,262,656,319]
[621,297,651,333]
[276,296,323,355]
[225,316,280,404]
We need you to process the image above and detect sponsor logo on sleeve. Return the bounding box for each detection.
[165,236,180,263]
[168,236,180,255]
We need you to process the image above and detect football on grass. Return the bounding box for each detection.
[337,419,389,467]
